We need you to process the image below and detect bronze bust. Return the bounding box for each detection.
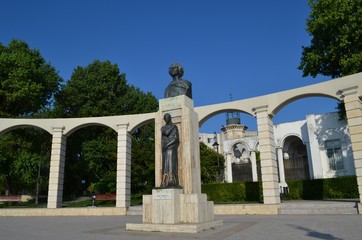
[164,63,192,99]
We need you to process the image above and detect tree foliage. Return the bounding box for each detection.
[53,60,158,196]
[200,142,225,183]
[0,40,59,195]
[131,124,155,192]
[299,0,362,78]
[0,129,51,195]
[54,60,157,117]
[0,40,62,117]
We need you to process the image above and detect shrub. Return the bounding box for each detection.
[202,176,357,203]
[284,176,358,200]
[202,182,262,203]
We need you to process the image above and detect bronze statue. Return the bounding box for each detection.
[160,113,180,188]
[164,63,192,99]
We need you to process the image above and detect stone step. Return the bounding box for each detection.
[127,205,143,215]
[280,201,358,215]
[126,201,359,215]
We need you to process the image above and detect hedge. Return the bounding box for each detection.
[201,182,262,203]
[201,176,358,203]
[284,176,358,200]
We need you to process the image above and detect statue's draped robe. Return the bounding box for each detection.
[161,123,179,187]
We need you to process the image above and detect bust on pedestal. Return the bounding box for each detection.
[164,63,192,99]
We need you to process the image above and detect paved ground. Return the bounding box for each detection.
[1,214,362,240]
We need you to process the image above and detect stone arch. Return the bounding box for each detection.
[282,135,306,159]
[128,118,155,134]
[61,122,120,200]
[252,141,259,152]
[280,133,304,149]
[196,108,254,127]
[120,112,156,134]
[0,124,52,197]
[282,134,310,180]
[227,140,251,161]
[64,122,117,136]
[271,93,339,117]
[229,140,253,182]
[0,124,52,135]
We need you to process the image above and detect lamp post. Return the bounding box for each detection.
[35,160,41,204]
[212,132,220,181]
[92,192,96,207]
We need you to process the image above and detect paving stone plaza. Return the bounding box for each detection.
[1,214,362,240]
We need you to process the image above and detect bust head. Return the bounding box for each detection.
[169,63,184,79]
[164,62,192,99]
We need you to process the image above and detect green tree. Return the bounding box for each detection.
[53,60,158,196]
[0,39,62,117]
[299,0,362,78]
[131,124,155,192]
[0,129,51,195]
[200,142,225,183]
[0,39,60,196]
[298,0,362,119]
[54,60,157,117]
[82,130,118,193]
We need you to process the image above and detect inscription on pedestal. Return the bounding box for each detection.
[153,193,171,200]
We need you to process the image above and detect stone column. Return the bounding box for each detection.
[225,153,233,182]
[116,124,131,208]
[251,151,258,182]
[47,127,66,209]
[339,87,362,208]
[305,114,324,178]
[253,106,280,204]
[277,147,287,187]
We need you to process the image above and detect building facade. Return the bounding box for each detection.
[200,111,355,190]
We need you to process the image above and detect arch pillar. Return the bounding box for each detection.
[225,153,233,182]
[47,127,66,209]
[340,87,362,208]
[253,106,280,204]
[250,151,258,182]
[116,124,131,208]
[277,147,287,188]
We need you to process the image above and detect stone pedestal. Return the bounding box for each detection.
[126,95,223,233]
[127,188,222,233]
[144,189,182,224]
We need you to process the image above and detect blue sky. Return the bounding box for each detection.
[1,0,338,133]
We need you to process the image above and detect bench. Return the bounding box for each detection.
[0,195,21,203]
[95,194,116,201]
[91,194,116,206]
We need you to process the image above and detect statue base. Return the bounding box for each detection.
[126,189,222,233]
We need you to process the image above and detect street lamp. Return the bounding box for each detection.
[212,132,220,181]
[212,132,219,158]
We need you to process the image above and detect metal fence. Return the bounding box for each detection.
[231,157,309,182]
[283,157,310,180]
[232,163,253,182]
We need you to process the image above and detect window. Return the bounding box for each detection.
[325,139,344,171]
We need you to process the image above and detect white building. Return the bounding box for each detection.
[200,111,355,188]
